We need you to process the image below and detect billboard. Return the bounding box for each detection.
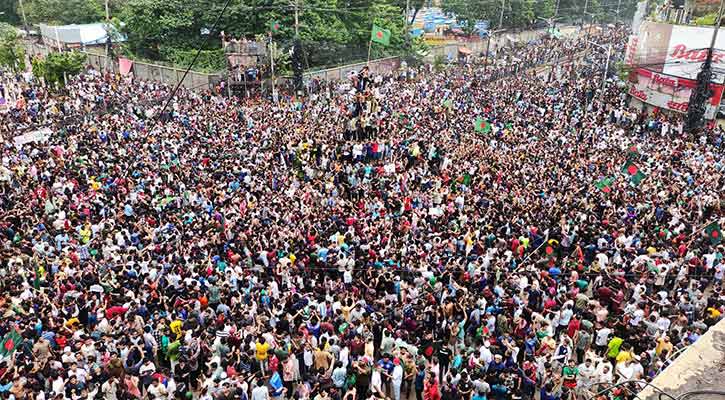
[629,68,724,118]
[632,21,725,82]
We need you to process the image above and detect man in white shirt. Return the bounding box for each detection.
[392,358,404,400]
[148,378,168,399]
[251,380,270,400]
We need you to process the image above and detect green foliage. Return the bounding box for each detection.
[0,23,25,72]
[32,52,87,86]
[694,13,718,26]
[160,48,226,73]
[118,0,418,71]
[535,0,556,21]
[442,0,498,33]
[24,0,104,25]
[433,54,446,72]
[0,1,22,26]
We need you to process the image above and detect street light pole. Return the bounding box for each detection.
[600,43,612,101]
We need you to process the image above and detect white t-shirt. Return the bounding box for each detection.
[595,328,611,346]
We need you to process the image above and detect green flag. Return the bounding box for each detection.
[442,99,453,109]
[705,222,722,244]
[0,329,22,357]
[627,144,638,159]
[269,20,281,34]
[474,117,491,134]
[371,24,391,45]
[33,262,40,290]
[595,177,614,193]
[621,161,645,186]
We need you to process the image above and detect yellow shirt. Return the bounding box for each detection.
[656,338,673,356]
[616,350,632,365]
[256,341,270,360]
[169,320,183,339]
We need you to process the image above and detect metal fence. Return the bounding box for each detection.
[21,25,575,90]
[23,42,222,92]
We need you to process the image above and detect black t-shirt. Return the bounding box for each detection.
[438,346,451,364]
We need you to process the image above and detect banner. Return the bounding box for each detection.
[119,58,134,75]
[13,127,52,147]
[663,24,725,81]
[629,68,724,118]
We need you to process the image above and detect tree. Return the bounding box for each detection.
[0,1,22,26]
[0,23,25,72]
[24,0,104,25]
[533,0,556,21]
[442,0,498,33]
[505,0,535,29]
[32,51,86,86]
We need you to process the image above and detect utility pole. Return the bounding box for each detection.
[104,0,111,72]
[555,0,560,18]
[294,0,300,35]
[582,0,588,26]
[18,0,28,32]
[406,0,410,26]
[685,0,724,132]
[616,0,621,22]
[269,35,276,102]
[499,0,505,29]
[601,43,612,101]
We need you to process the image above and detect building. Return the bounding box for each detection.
[38,23,124,50]
[625,20,725,119]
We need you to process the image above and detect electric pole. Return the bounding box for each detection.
[582,0,588,26]
[292,0,305,95]
[685,0,724,133]
[616,0,621,22]
[294,0,299,35]
[18,0,28,32]
[406,0,410,26]
[499,0,505,29]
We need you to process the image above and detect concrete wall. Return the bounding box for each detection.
[638,319,725,400]
[23,41,222,92]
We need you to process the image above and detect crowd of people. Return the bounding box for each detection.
[0,24,724,400]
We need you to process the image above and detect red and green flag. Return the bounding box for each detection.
[0,329,22,357]
[371,24,391,46]
[705,222,722,244]
[627,144,639,159]
[621,160,645,186]
[595,177,614,193]
[474,117,491,134]
[269,20,281,34]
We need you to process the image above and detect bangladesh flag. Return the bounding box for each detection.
[621,161,645,186]
[371,24,391,46]
[627,144,638,159]
[705,222,722,244]
[474,117,491,134]
[0,329,22,357]
[269,20,281,34]
[595,177,614,193]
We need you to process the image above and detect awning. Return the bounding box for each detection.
[458,47,472,55]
